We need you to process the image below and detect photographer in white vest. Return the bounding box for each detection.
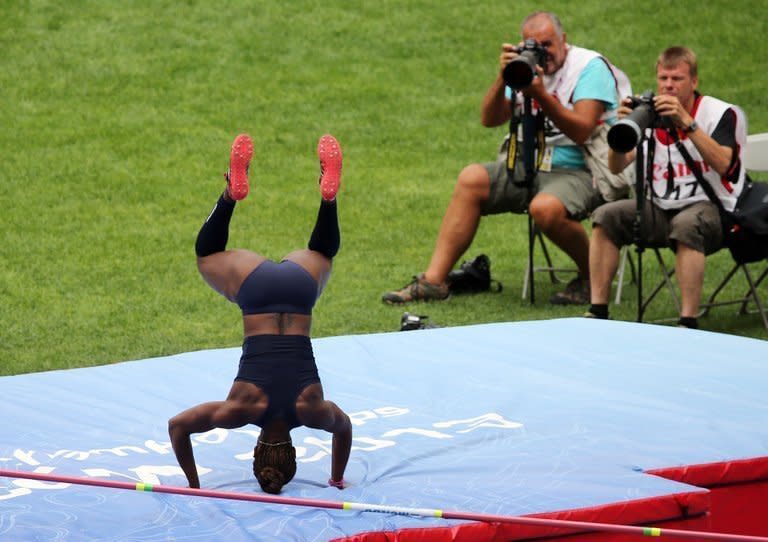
[588,46,747,328]
[383,11,625,305]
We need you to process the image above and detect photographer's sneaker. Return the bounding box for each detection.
[225,134,253,201]
[550,277,590,305]
[382,274,450,304]
[317,134,342,201]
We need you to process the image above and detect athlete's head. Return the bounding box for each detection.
[253,439,297,494]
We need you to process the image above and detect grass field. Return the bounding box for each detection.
[2,1,766,376]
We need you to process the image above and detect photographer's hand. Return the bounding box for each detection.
[652,95,692,131]
[522,65,603,145]
[499,42,521,75]
[607,96,638,173]
[481,43,518,127]
[520,65,545,99]
[616,97,634,120]
[653,95,733,175]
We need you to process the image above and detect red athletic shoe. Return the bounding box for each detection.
[226,134,253,201]
[317,134,342,201]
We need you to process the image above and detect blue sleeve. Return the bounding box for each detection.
[572,57,617,111]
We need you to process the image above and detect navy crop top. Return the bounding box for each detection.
[235,260,319,315]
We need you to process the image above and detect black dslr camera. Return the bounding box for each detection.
[607,91,661,153]
[400,312,438,331]
[502,38,548,89]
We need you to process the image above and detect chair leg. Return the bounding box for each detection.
[699,263,741,317]
[739,265,768,329]
[521,217,581,303]
[639,248,681,321]
[738,265,768,312]
[698,263,768,330]
[537,231,559,285]
[522,214,537,303]
[614,246,637,305]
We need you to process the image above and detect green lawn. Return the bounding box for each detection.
[2,1,766,376]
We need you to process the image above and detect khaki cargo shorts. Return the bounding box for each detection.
[591,199,723,255]
[481,158,602,220]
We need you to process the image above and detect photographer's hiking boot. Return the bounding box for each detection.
[225,134,253,201]
[382,274,450,304]
[317,134,342,201]
[550,277,590,305]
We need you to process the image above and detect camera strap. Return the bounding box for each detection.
[646,130,676,200]
[670,130,728,218]
[506,94,545,186]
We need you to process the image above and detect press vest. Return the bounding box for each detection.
[513,45,631,149]
[646,95,746,212]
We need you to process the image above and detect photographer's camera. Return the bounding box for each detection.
[607,91,659,153]
[502,39,548,89]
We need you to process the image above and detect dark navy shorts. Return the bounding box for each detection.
[235,334,321,428]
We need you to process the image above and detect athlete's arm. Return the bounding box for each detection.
[327,402,352,486]
[168,402,223,488]
[305,400,352,486]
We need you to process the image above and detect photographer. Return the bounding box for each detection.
[587,46,747,328]
[383,11,625,305]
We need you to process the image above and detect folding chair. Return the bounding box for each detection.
[521,216,578,303]
[698,261,768,328]
[636,132,768,329]
[697,133,768,329]
[638,246,768,329]
[521,215,636,304]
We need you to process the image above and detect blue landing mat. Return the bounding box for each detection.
[1,319,767,541]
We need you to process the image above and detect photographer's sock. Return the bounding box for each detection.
[587,304,609,319]
[308,200,340,259]
[195,194,235,257]
[677,316,699,329]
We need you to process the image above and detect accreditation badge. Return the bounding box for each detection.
[539,145,554,172]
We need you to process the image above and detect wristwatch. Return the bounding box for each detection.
[683,120,698,134]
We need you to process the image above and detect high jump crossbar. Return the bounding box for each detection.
[1,469,767,542]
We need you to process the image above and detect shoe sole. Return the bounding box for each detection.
[228,134,253,201]
[317,134,342,201]
[550,296,589,306]
[382,296,450,305]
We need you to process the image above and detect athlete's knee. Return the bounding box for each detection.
[196,255,217,279]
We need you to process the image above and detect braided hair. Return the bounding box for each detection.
[252,440,297,494]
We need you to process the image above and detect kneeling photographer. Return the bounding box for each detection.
[586,46,747,329]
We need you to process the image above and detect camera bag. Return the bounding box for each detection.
[721,179,768,264]
[674,139,768,264]
[582,57,635,202]
[583,122,634,201]
[447,254,503,294]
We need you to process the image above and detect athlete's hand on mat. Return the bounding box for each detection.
[328,477,346,489]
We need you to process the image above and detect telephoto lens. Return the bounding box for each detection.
[502,39,546,89]
[502,49,539,88]
[607,93,657,153]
